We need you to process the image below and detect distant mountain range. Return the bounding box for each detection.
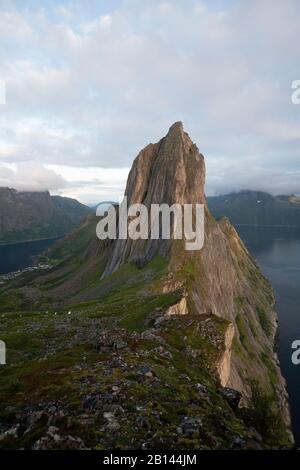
[208,191,300,227]
[0,187,92,244]
[1,186,299,245]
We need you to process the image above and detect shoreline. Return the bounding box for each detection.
[0,235,65,247]
[234,223,300,228]
[1,225,299,247]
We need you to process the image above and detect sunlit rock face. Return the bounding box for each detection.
[102,121,206,276]
[101,123,292,436]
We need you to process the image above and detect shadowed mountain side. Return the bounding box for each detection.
[0,188,92,244]
[208,191,300,227]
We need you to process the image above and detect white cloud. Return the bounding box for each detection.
[259,120,300,141]
[0,0,299,201]
[47,164,129,204]
[0,162,67,192]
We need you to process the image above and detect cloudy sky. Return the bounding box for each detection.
[0,0,300,204]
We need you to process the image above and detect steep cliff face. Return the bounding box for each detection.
[217,323,235,387]
[102,122,206,276]
[101,122,291,431]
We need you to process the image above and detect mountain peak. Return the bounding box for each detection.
[103,123,206,276]
[167,120,184,133]
[165,121,186,143]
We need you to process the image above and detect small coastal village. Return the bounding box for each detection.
[0,262,52,285]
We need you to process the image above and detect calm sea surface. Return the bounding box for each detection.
[0,238,60,275]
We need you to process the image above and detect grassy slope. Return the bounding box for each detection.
[0,194,91,244]
[0,216,291,449]
[0,266,271,450]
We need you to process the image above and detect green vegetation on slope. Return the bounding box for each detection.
[0,188,91,244]
[0,208,291,449]
[0,251,291,449]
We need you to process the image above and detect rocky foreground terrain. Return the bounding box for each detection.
[0,188,91,244]
[0,123,293,449]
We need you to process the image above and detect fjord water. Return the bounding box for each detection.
[237,225,300,445]
[0,238,59,275]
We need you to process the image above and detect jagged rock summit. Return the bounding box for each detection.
[103,121,206,276]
